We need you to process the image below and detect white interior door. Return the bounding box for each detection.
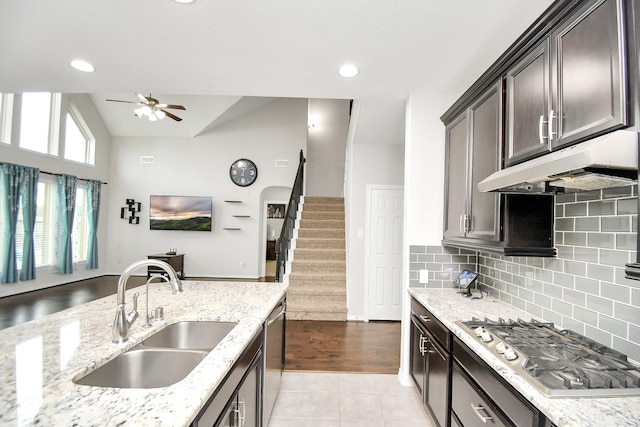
[367,186,403,320]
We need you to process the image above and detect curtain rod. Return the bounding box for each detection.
[39,170,107,185]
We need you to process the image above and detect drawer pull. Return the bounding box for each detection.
[419,335,429,355]
[471,403,493,423]
[419,315,431,323]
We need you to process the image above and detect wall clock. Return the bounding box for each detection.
[229,158,258,187]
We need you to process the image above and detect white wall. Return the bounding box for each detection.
[345,100,405,319]
[306,99,350,197]
[105,98,307,278]
[0,94,112,297]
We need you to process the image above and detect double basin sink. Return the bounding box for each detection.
[74,321,236,389]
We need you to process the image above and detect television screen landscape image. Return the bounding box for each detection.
[150,195,212,231]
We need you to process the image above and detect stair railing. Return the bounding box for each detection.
[276,150,305,282]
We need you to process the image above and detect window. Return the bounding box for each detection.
[14,179,89,270]
[64,105,95,165]
[19,92,60,155]
[0,93,13,144]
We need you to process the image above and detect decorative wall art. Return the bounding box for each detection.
[121,199,141,224]
[150,195,213,231]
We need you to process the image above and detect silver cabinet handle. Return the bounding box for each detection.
[459,214,464,234]
[238,397,246,426]
[471,403,493,423]
[548,109,556,141]
[538,114,548,144]
[419,314,431,323]
[419,335,429,355]
[463,214,469,233]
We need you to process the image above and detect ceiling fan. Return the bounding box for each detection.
[105,93,186,122]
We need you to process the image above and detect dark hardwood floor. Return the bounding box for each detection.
[0,276,401,375]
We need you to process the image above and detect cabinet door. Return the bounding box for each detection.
[467,82,502,242]
[443,112,469,240]
[550,0,627,149]
[426,339,450,427]
[237,356,261,427]
[505,40,551,165]
[409,316,427,397]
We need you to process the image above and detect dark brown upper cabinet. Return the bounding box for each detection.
[505,0,628,166]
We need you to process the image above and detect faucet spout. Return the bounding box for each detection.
[112,259,184,343]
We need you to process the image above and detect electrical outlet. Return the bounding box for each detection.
[419,269,429,284]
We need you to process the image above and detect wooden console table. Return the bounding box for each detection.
[147,253,185,279]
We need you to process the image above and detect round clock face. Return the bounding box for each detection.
[229,158,258,187]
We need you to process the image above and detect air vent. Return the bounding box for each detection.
[275,159,289,168]
[140,156,155,164]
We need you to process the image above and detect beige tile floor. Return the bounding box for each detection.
[269,372,435,427]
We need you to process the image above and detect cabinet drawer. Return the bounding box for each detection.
[451,363,509,427]
[411,298,450,350]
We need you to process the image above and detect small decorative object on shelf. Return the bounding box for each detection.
[121,199,141,224]
[267,203,285,218]
[167,248,177,255]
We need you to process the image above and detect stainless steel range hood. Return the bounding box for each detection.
[478,130,639,193]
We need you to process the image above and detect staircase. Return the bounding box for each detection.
[285,196,347,321]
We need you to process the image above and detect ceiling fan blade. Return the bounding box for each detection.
[105,98,139,104]
[136,93,151,104]
[160,104,186,110]
[160,108,183,122]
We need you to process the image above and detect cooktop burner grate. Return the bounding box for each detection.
[457,318,640,398]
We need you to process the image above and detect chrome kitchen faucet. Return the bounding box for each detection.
[112,259,183,343]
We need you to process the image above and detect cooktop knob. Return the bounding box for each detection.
[504,348,518,361]
[481,331,493,342]
[496,342,507,354]
[474,326,485,337]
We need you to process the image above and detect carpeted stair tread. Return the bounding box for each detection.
[295,238,345,249]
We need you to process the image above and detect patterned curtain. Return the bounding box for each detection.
[86,179,101,269]
[0,163,39,283]
[19,167,39,281]
[56,174,77,274]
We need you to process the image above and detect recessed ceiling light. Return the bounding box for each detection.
[338,64,359,78]
[70,60,95,73]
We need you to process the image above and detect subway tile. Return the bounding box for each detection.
[602,186,634,199]
[573,306,598,326]
[534,293,552,309]
[585,326,613,346]
[417,254,435,263]
[563,289,586,307]
[587,233,615,249]
[575,217,600,231]
[555,218,575,231]
[599,249,631,267]
[614,302,640,327]
[564,260,586,277]
[410,245,426,254]
[408,279,423,288]
[554,272,575,289]
[599,314,628,337]
[629,325,640,345]
[587,264,615,282]
[426,263,443,272]
[616,233,636,250]
[601,281,631,303]
[442,246,461,255]
[544,258,563,272]
[574,247,598,263]
[409,262,425,271]
[534,268,553,283]
[577,190,602,202]
[526,303,543,319]
[555,231,564,245]
[556,245,575,260]
[409,270,418,280]
[562,317,585,334]
[575,277,600,295]
[586,295,613,316]
[614,267,640,287]
[410,254,418,263]
[556,192,576,203]
[499,292,512,305]
[634,215,638,233]
[617,198,638,215]
[519,288,534,303]
[512,296,527,311]
[602,216,631,232]
[435,254,451,263]
[543,283,563,299]
[565,202,588,216]
[588,200,615,215]
[426,246,444,254]
[542,309,563,325]
[526,257,544,268]
[555,204,564,218]
[526,279,544,293]
[552,299,572,316]
[564,232,587,246]
[612,337,640,363]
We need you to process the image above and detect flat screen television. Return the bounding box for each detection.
[150,195,212,231]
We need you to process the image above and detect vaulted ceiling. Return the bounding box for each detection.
[1,0,554,138]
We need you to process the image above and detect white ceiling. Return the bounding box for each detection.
[0,0,554,138]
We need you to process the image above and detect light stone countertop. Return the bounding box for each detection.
[409,288,640,427]
[0,280,287,427]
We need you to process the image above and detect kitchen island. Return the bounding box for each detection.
[0,280,287,426]
[410,288,640,427]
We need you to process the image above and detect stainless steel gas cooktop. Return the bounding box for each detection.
[457,318,640,398]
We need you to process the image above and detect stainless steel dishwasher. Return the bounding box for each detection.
[263,296,286,426]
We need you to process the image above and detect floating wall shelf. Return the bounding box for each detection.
[224,200,242,203]
[223,227,242,230]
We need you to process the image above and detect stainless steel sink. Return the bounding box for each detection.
[141,321,237,350]
[74,347,208,388]
[74,321,237,388]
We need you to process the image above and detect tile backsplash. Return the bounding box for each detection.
[410,185,640,362]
